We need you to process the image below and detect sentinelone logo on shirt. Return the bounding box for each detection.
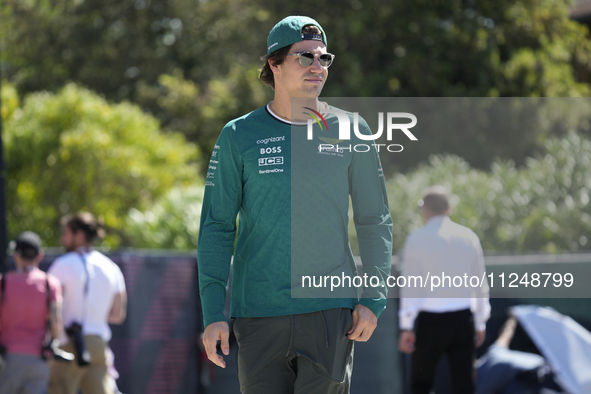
[305,108,418,153]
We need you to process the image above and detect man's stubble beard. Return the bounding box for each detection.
[63,241,77,253]
[297,84,324,99]
[302,76,325,98]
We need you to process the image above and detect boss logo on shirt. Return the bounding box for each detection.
[260,146,282,155]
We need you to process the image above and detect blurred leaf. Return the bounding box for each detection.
[126,184,204,250]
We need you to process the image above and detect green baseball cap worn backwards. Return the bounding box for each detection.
[267,16,327,55]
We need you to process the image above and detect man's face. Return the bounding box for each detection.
[60,225,78,252]
[273,40,329,98]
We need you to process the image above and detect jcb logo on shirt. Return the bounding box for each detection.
[259,157,284,166]
[260,146,282,155]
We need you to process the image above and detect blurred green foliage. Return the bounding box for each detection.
[2,0,591,173]
[135,68,268,173]
[380,132,591,254]
[126,184,203,249]
[2,82,199,247]
[2,0,591,251]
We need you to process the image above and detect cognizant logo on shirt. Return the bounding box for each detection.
[256,136,286,145]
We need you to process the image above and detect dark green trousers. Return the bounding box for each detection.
[233,308,354,394]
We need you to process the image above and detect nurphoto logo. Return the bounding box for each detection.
[306,108,418,153]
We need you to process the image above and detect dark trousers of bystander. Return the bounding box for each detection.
[411,308,475,394]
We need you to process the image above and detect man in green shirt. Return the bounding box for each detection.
[198,16,393,394]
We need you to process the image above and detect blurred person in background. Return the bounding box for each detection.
[48,212,127,394]
[476,316,563,394]
[398,186,491,394]
[0,231,64,394]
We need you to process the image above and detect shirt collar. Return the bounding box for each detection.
[75,246,94,254]
[425,215,450,225]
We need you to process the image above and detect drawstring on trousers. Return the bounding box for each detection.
[286,315,294,357]
[320,311,329,348]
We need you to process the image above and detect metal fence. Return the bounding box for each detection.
[7,251,590,394]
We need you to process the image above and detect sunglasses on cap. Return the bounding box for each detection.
[286,51,335,68]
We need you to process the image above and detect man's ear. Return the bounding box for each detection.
[35,251,45,264]
[421,205,429,219]
[269,59,280,73]
[74,229,86,245]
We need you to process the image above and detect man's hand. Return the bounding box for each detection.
[347,304,377,342]
[398,330,415,354]
[202,321,230,368]
[108,291,127,325]
[475,329,486,348]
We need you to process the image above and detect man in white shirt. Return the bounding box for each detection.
[48,212,127,394]
[398,186,490,394]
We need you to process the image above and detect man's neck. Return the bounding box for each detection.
[65,244,92,253]
[16,263,38,272]
[270,94,321,123]
[76,244,93,253]
[425,214,449,222]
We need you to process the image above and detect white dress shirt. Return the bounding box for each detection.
[398,215,490,331]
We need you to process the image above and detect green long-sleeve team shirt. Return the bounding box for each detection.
[198,104,393,328]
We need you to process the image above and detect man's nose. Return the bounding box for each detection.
[308,57,323,72]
